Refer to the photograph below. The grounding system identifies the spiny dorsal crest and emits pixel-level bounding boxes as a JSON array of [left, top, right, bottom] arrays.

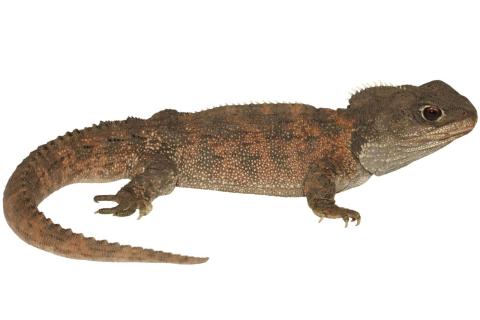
[[348, 82, 411, 109]]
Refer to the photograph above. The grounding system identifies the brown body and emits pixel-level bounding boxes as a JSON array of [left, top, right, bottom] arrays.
[[4, 81, 477, 263], [178, 103, 368, 195]]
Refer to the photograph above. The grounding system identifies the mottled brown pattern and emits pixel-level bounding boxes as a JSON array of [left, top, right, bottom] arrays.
[[176, 104, 359, 196], [4, 120, 205, 263], [3, 81, 477, 263]]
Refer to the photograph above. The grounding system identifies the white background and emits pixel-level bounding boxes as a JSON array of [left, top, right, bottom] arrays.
[[1, 1, 479, 319]]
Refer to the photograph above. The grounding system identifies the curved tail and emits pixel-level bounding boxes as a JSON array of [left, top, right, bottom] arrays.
[[3, 124, 208, 264]]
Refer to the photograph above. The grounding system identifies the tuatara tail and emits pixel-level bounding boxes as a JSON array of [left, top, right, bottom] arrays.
[[3, 123, 208, 264]]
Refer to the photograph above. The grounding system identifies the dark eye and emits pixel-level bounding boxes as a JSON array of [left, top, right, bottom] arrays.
[[421, 105, 444, 121]]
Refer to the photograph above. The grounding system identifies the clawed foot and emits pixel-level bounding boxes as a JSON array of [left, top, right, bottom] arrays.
[[315, 206, 361, 228], [94, 190, 153, 219]]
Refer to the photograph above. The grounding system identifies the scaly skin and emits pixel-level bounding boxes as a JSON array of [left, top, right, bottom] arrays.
[[3, 80, 477, 263]]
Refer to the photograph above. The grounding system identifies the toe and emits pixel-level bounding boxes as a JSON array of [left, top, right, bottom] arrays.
[[113, 204, 137, 217], [96, 206, 119, 214], [94, 195, 118, 203], [342, 215, 349, 228], [94, 191, 153, 218], [96, 201, 136, 217]]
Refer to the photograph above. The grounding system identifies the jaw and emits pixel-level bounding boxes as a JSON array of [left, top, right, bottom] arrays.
[[357, 121, 474, 176], [358, 139, 450, 176]]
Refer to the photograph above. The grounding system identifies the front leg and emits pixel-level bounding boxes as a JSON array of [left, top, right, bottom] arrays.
[[304, 160, 361, 227]]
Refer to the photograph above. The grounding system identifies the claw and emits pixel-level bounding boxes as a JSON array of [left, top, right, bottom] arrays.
[[349, 212, 361, 226], [138, 202, 153, 220]]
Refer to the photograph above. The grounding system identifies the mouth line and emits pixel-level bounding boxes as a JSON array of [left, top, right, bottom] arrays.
[[428, 131, 468, 141], [401, 125, 473, 146], [429, 120, 476, 140], [434, 127, 473, 139]]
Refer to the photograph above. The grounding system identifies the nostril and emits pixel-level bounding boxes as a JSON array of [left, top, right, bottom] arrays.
[[471, 108, 478, 125], [465, 107, 478, 121]]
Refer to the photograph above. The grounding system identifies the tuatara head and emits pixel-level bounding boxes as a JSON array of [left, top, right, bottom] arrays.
[[348, 80, 477, 175]]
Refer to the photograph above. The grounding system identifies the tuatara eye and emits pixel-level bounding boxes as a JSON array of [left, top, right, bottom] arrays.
[[421, 105, 444, 121]]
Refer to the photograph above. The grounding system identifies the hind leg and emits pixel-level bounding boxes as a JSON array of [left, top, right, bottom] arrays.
[[94, 158, 177, 219]]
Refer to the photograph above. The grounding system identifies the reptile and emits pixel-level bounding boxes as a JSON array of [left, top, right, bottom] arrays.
[[3, 80, 477, 264]]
